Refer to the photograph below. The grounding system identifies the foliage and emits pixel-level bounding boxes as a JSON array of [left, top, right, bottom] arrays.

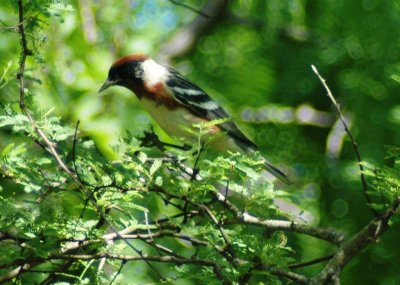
[[0, 0, 400, 284], [0, 106, 294, 284]]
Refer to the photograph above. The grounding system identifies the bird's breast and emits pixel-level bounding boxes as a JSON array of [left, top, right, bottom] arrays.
[[140, 97, 202, 140], [130, 83, 180, 110], [139, 97, 242, 152]]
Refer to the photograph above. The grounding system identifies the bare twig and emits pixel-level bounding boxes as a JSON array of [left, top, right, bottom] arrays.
[[4, 253, 228, 284], [0, 253, 228, 284], [158, 0, 228, 64], [67, 253, 228, 282], [201, 204, 232, 245], [109, 261, 125, 285], [268, 267, 309, 284], [166, 0, 227, 19], [214, 192, 345, 244], [240, 214, 344, 244], [289, 254, 334, 269], [311, 65, 378, 216]]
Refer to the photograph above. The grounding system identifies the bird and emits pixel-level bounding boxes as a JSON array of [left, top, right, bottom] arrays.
[[99, 54, 291, 184]]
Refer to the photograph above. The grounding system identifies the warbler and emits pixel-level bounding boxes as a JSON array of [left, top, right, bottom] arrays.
[[99, 54, 290, 184]]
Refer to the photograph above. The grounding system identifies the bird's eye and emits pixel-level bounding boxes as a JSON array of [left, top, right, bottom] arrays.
[[110, 74, 121, 83], [134, 67, 144, 79]]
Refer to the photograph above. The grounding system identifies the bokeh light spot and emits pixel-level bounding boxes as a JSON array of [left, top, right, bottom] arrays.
[[331, 199, 349, 218]]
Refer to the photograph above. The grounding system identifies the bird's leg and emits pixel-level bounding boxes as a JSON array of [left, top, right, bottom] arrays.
[[191, 247, 200, 259], [191, 143, 206, 181], [138, 127, 165, 151], [224, 179, 230, 202], [138, 126, 191, 151], [182, 197, 189, 224]]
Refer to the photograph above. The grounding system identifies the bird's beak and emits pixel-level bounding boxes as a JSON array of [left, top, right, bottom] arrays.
[[98, 78, 117, 93]]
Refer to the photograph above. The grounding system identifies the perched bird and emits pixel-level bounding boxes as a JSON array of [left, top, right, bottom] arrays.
[[99, 54, 291, 184]]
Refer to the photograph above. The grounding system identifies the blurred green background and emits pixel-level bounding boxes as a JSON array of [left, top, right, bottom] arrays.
[[1, 0, 400, 284]]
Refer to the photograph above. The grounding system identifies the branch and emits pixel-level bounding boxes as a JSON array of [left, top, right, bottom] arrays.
[[167, 0, 227, 19], [268, 267, 309, 284], [61, 253, 227, 282], [16, 0, 77, 183], [288, 254, 334, 269], [241, 214, 344, 244], [1, 253, 228, 285], [311, 65, 378, 216], [214, 192, 345, 244], [310, 197, 400, 284], [158, 0, 228, 64], [239, 259, 309, 284], [0, 263, 34, 283], [154, 188, 343, 249]]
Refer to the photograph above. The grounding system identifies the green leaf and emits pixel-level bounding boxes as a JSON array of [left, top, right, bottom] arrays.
[[0, 114, 30, 128], [0, 60, 13, 89], [149, 159, 162, 176], [154, 176, 163, 186], [36, 157, 52, 165], [138, 152, 147, 164], [391, 74, 400, 83], [1, 143, 15, 157], [235, 163, 261, 180]]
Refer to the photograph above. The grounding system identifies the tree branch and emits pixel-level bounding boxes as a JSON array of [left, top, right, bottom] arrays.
[[158, 0, 228, 64], [289, 254, 334, 269], [311, 65, 378, 216], [268, 267, 310, 284], [166, 0, 227, 19], [0, 253, 229, 285], [214, 192, 345, 244], [310, 197, 400, 284], [16, 0, 77, 183]]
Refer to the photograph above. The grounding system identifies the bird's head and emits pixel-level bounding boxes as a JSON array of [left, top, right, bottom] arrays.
[[98, 54, 150, 93]]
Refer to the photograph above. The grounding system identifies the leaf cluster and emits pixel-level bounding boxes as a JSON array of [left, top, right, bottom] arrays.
[[0, 105, 295, 284]]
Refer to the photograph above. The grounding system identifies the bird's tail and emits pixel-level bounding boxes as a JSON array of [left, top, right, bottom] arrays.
[[262, 159, 292, 185], [228, 139, 292, 184], [241, 145, 291, 184]]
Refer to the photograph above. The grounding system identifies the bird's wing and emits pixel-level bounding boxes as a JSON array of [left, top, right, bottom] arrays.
[[165, 68, 257, 150]]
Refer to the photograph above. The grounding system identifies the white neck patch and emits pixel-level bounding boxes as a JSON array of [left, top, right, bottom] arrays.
[[141, 59, 168, 87]]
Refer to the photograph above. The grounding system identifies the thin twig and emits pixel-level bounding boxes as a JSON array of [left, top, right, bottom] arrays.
[[109, 261, 125, 285], [289, 254, 334, 269], [0, 253, 229, 284], [311, 65, 378, 217], [201, 204, 232, 246], [88, 196, 167, 281], [159, 0, 228, 63], [267, 267, 309, 284], [166, 0, 227, 19]]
